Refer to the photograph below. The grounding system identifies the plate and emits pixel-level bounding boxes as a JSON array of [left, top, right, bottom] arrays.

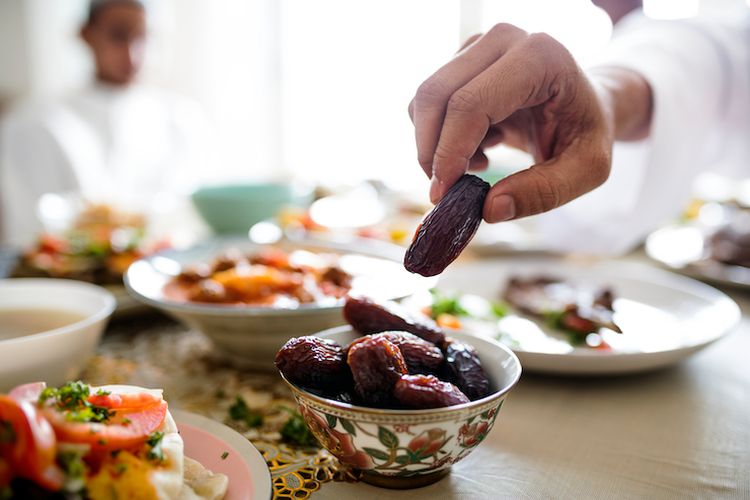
[[173, 410, 272, 500], [645, 224, 750, 289], [432, 257, 740, 375]]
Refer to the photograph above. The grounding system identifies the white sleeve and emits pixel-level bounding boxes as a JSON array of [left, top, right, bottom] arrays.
[[0, 110, 80, 247], [533, 14, 750, 255]]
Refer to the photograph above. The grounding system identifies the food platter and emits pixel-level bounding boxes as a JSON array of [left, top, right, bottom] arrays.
[[425, 257, 740, 375]]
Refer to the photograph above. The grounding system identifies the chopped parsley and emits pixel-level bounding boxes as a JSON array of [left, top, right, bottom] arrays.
[[38, 381, 115, 424], [0, 420, 16, 444], [429, 288, 468, 318], [279, 408, 318, 447], [228, 396, 263, 428], [113, 463, 128, 475], [221, 451, 229, 460], [146, 431, 165, 462], [121, 417, 132, 426], [57, 448, 87, 493]]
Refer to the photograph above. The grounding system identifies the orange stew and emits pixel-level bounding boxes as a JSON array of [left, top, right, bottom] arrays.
[[165, 248, 353, 306]]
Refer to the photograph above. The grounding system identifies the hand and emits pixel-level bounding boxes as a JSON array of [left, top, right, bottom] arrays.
[[408, 24, 616, 222]]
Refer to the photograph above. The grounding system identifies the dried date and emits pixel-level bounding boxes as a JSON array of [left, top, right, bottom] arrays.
[[404, 174, 489, 277], [343, 296, 445, 345], [444, 340, 491, 401], [370, 332, 444, 375], [275, 336, 348, 391], [394, 374, 469, 409], [347, 336, 408, 407]]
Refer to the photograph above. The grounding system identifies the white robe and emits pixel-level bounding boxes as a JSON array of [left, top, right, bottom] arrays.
[[535, 11, 750, 254], [0, 83, 208, 246]]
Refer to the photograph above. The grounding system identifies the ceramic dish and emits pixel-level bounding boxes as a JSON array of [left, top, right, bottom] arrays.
[[645, 224, 750, 289], [125, 236, 435, 369], [0, 278, 115, 391], [173, 410, 272, 500], [428, 257, 740, 375], [281, 327, 521, 490]]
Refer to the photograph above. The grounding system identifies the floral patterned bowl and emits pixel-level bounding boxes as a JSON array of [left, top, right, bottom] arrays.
[[280, 326, 522, 489]]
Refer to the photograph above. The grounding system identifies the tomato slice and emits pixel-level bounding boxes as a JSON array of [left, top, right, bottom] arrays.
[[86, 391, 162, 410], [43, 399, 167, 452], [0, 396, 64, 491]]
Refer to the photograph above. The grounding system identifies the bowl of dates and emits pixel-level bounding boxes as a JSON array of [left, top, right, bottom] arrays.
[[274, 303, 521, 489]]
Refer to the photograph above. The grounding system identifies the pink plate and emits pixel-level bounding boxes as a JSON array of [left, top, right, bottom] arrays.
[[174, 410, 272, 500]]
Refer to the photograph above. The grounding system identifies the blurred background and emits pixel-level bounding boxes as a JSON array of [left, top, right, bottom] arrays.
[[1, 0, 743, 188]]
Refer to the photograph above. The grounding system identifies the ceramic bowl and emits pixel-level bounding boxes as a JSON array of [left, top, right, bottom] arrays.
[[191, 182, 313, 234], [124, 236, 434, 370], [281, 326, 522, 489], [0, 278, 116, 391]]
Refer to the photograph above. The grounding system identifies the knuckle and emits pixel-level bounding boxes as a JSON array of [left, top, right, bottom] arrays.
[[590, 154, 612, 187], [487, 22, 525, 39], [447, 88, 481, 114], [415, 78, 451, 108]]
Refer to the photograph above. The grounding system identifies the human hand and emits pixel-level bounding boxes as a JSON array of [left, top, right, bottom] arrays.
[[408, 24, 616, 222]]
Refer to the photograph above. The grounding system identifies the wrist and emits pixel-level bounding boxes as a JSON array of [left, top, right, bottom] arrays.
[[588, 66, 653, 141]]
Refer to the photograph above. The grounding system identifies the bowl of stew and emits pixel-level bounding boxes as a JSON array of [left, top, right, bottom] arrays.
[[124, 236, 434, 369]]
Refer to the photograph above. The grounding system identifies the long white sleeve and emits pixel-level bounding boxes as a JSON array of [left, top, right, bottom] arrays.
[[534, 13, 750, 255]]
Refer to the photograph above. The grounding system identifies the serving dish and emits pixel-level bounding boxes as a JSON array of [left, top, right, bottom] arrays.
[[427, 257, 740, 375], [281, 326, 521, 489], [174, 410, 273, 500], [0, 278, 115, 391], [125, 236, 434, 369]]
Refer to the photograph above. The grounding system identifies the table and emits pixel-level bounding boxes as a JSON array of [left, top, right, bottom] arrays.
[[6, 247, 747, 499]]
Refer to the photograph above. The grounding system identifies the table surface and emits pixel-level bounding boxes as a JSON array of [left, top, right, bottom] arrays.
[[3, 249, 749, 499]]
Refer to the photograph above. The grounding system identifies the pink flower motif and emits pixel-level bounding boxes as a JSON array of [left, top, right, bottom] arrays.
[[458, 420, 489, 448], [407, 429, 446, 458], [298, 405, 375, 469]]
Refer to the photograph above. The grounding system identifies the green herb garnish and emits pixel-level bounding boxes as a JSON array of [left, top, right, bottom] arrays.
[[57, 448, 87, 493], [228, 396, 263, 428], [146, 431, 165, 462], [113, 463, 128, 475], [279, 408, 318, 447], [429, 289, 468, 319], [39, 381, 115, 424], [0, 420, 16, 444], [221, 451, 229, 460]]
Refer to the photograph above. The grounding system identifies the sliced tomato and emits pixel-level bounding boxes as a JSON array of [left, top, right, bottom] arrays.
[[0, 396, 64, 491], [86, 390, 162, 411], [43, 399, 167, 451]]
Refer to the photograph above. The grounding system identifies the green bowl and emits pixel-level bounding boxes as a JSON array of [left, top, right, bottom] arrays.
[[191, 183, 313, 234]]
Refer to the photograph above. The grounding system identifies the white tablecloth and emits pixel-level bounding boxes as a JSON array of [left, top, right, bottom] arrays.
[[320, 289, 750, 499]]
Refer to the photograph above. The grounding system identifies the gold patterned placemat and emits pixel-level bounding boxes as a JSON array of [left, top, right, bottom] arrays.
[[80, 315, 357, 499]]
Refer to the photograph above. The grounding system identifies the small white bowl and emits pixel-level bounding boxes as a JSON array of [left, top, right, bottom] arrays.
[[281, 326, 522, 489], [124, 237, 435, 370], [0, 278, 115, 391]]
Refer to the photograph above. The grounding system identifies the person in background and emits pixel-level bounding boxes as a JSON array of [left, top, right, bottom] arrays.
[[409, 4, 749, 254], [0, 0, 209, 246]]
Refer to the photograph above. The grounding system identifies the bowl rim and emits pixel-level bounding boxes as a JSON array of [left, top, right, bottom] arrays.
[[0, 278, 116, 347], [280, 325, 522, 416], [124, 235, 435, 317]]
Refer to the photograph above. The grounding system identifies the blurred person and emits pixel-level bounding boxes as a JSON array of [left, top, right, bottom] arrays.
[[409, 6, 750, 254], [0, 0, 209, 246]]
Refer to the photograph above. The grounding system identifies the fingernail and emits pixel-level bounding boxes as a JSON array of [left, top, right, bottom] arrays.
[[429, 176, 442, 203], [487, 194, 516, 222]]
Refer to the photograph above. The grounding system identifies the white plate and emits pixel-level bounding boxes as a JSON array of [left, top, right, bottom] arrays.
[[645, 224, 750, 289], [173, 410, 272, 500], [433, 257, 740, 375]]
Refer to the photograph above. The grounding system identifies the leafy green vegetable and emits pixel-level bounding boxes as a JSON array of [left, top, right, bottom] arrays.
[[0, 420, 16, 444], [39, 381, 115, 424], [279, 408, 318, 447], [490, 300, 509, 318], [429, 289, 468, 318], [228, 396, 263, 428], [146, 431, 165, 462], [57, 448, 87, 493]]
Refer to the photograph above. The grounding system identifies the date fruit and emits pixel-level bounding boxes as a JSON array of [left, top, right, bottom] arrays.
[[275, 336, 347, 391], [394, 374, 469, 409], [444, 340, 491, 401], [343, 296, 445, 345], [404, 174, 490, 277], [370, 332, 444, 375], [347, 336, 408, 407]]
